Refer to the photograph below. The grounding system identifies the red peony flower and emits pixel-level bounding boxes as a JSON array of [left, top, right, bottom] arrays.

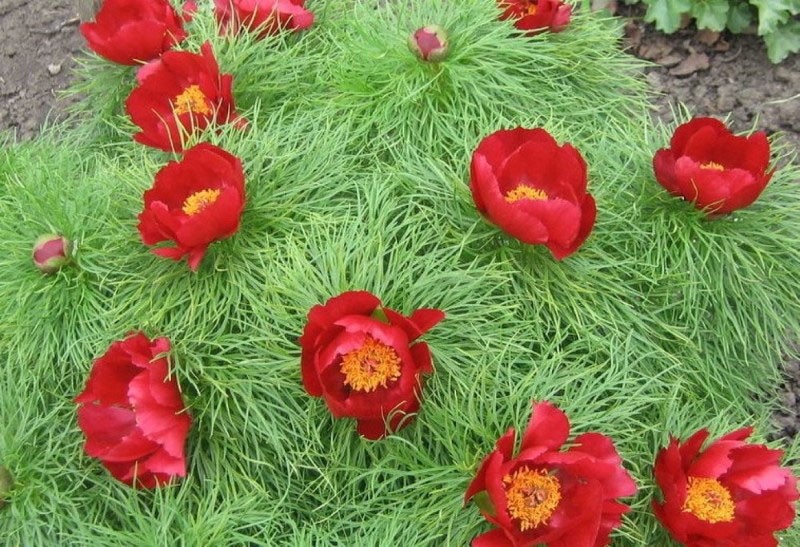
[[125, 42, 245, 152], [80, 0, 191, 65], [75, 332, 191, 488], [299, 290, 445, 440], [137, 143, 245, 271], [652, 117, 774, 215], [498, 0, 572, 34], [470, 127, 596, 260], [465, 401, 637, 547], [652, 427, 799, 546], [214, 0, 314, 38]]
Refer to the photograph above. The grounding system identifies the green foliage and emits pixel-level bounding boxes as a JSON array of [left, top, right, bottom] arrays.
[[1, 0, 799, 545], [626, 0, 800, 62]]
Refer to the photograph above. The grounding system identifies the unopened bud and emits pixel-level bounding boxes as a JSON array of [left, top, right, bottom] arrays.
[[32, 234, 71, 274], [408, 25, 449, 63]]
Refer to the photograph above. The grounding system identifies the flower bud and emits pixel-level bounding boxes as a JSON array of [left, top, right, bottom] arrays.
[[408, 25, 449, 63], [0, 465, 12, 509], [32, 234, 71, 274]]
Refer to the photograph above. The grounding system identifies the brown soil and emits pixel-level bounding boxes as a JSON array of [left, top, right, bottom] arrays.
[[1, 1, 798, 436], [0, 0, 84, 138]]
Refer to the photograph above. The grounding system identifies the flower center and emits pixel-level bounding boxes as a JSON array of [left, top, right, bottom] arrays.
[[505, 185, 549, 203], [340, 336, 402, 392], [682, 477, 735, 524], [182, 189, 221, 216], [525, 0, 539, 15], [503, 467, 561, 531], [700, 161, 725, 171], [173, 85, 212, 116]]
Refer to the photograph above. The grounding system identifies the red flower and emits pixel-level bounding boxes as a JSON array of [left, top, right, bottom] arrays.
[[498, 0, 572, 34], [137, 143, 245, 271], [465, 401, 637, 547], [299, 291, 444, 440], [652, 117, 774, 215], [214, 0, 314, 38], [80, 0, 190, 65], [470, 128, 596, 260], [652, 427, 799, 546], [75, 332, 191, 488], [125, 42, 245, 152]]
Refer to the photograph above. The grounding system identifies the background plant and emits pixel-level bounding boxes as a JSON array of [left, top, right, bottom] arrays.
[[618, 0, 800, 62]]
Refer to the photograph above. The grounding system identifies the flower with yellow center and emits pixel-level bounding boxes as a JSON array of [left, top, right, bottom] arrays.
[[173, 85, 212, 116], [682, 476, 735, 524], [503, 467, 562, 531], [505, 185, 549, 203], [182, 189, 221, 216], [340, 336, 402, 392], [700, 161, 725, 171]]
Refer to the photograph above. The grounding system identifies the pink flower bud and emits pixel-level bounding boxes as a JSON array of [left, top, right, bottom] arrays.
[[408, 25, 449, 63], [32, 234, 71, 274], [0, 465, 12, 510]]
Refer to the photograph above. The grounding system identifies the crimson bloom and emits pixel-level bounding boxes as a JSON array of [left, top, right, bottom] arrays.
[[465, 401, 637, 547], [75, 332, 191, 488], [653, 427, 798, 546], [125, 42, 245, 152], [214, 0, 314, 38], [498, 0, 572, 34], [299, 291, 444, 440], [653, 117, 774, 215], [80, 0, 191, 65], [138, 143, 245, 271], [470, 128, 596, 260]]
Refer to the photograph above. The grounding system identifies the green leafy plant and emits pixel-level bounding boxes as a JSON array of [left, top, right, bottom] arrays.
[[624, 0, 800, 62]]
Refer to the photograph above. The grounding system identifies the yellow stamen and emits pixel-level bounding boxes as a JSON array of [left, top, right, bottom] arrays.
[[505, 185, 548, 203], [182, 189, 221, 216], [503, 467, 561, 531], [526, 3, 538, 16], [173, 85, 212, 116], [700, 161, 725, 171], [340, 336, 402, 392], [682, 477, 735, 524]]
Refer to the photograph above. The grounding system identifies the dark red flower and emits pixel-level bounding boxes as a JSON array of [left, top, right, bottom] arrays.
[[125, 42, 245, 152], [470, 128, 596, 260], [32, 234, 71, 274], [137, 143, 245, 271], [75, 332, 191, 488], [408, 25, 449, 62], [465, 401, 637, 547], [299, 290, 444, 440], [652, 427, 799, 546], [498, 0, 572, 34], [80, 0, 190, 65], [214, 0, 314, 38], [652, 117, 774, 215]]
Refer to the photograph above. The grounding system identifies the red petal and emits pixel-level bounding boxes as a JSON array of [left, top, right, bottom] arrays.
[[471, 528, 513, 547], [520, 401, 569, 451], [670, 118, 727, 155]]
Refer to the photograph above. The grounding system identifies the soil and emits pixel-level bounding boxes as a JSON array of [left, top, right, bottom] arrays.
[[0, 0, 84, 138], [1, 1, 799, 437]]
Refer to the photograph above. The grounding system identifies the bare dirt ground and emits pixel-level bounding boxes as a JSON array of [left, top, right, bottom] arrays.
[[1, 0, 799, 437], [0, 0, 84, 138]]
